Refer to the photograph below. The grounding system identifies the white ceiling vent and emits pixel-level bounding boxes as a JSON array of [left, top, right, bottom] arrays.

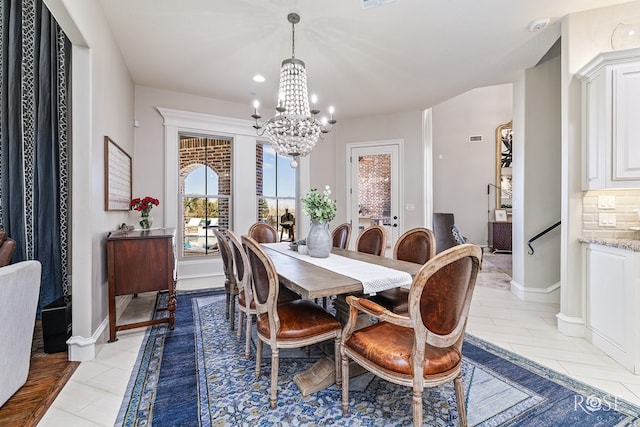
[[362, 0, 396, 9], [469, 135, 483, 143]]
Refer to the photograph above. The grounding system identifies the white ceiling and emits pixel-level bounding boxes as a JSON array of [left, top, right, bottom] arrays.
[[98, 0, 631, 119]]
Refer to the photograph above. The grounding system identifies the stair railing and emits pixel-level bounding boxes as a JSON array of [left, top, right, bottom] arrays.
[[527, 221, 561, 255]]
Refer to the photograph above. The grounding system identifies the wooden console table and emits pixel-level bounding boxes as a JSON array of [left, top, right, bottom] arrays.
[[488, 221, 512, 253], [107, 228, 176, 342]]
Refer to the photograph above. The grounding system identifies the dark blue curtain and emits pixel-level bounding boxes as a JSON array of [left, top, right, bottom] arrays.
[[0, 0, 71, 314]]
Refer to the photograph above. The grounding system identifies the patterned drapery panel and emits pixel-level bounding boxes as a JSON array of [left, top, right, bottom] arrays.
[[0, 0, 71, 313]]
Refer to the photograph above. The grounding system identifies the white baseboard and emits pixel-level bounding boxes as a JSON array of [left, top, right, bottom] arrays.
[[510, 280, 560, 304], [67, 294, 132, 361], [556, 313, 585, 337], [67, 316, 108, 361]]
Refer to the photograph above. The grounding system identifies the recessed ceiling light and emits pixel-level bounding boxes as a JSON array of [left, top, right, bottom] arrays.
[[253, 74, 265, 83]]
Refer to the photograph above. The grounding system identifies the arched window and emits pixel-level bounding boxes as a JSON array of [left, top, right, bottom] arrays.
[[180, 136, 232, 257]]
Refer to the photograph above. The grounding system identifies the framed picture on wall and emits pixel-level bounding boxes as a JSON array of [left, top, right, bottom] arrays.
[[104, 136, 132, 211], [495, 209, 507, 222]]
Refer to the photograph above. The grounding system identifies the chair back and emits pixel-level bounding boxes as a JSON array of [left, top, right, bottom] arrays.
[[432, 212, 458, 254], [393, 227, 436, 264], [213, 230, 235, 291], [226, 230, 251, 300], [242, 235, 280, 323], [0, 230, 16, 267], [408, 243, 481, 352], [248, 222, 278, 243], [355, 225, 386, 256], [280, 211, 294, 224], [332, 223, 352, 249]]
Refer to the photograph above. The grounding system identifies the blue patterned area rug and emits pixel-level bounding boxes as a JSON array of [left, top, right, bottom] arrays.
[[116, 290, 640, 426]]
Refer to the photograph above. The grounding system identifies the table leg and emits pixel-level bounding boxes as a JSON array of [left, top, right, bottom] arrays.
[[292, 294, 372, 396]]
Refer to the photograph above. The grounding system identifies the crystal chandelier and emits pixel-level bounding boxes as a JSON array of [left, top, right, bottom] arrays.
[[251, 13, 336, 168]]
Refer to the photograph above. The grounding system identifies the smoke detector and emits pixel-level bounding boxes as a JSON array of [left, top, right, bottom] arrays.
[[528, 18, 550, 32]]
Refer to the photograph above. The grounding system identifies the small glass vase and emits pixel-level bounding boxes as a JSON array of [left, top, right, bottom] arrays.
[[307, 221, 332, 258], [139, 214, 153, 230]]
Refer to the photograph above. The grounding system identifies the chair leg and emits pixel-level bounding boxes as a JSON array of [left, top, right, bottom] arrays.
[[454, 373, 467, 427], [341, 349, 349, 415], [270, 348, 279, 408], [244, 312, 252, 359], [236, 308, 243, 342], [255, 339, 263, 378], [412, 388, 423, 427], [334, 334, 341, 386], [225, 289, 230, 320], [230, 294, 236, 330]]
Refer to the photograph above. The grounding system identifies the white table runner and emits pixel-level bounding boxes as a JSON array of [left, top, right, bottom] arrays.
[[263, 242, 412, 294]]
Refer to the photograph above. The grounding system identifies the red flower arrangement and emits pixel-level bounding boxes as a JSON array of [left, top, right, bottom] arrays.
[[130, 196, 160, 216]]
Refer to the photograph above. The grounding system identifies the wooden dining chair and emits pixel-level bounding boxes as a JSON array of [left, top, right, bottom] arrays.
[[341, 244, 482, 427], [242, 235, 342, 408], [248, 222, 278, 243], [226, 230, 300, 358], [226, 230, 255, 358], [331, 223, 352, 249], [369, 228, 436, 314], [355, 225, 387, 256], [213, 229, 238, 330]]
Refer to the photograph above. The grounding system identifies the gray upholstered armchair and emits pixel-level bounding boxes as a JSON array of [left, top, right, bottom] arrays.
[[0, 260, 41, 407]]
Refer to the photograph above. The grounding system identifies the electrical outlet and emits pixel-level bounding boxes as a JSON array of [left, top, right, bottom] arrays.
[[598, 213, 617, 227], [597, 195, 616, 209]]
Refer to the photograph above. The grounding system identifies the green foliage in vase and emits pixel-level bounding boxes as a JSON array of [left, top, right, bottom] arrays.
[[301, 186, 337, 223]]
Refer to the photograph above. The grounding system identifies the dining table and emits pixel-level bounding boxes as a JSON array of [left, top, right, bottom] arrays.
[[261, 242, 423, 395]]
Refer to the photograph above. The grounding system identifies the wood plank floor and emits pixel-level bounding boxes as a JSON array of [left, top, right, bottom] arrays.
[[0, 321, 78, 427]]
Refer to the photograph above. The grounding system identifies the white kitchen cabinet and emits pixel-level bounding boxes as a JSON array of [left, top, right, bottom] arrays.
[[583, 243, 640, 373], [578, 47, 640, 190]]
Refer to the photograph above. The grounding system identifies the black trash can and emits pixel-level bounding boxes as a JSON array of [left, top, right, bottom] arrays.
[[41, 295, 72, 353]]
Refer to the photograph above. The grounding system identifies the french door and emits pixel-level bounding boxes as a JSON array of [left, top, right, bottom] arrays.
[[347, 141, 401, 252]]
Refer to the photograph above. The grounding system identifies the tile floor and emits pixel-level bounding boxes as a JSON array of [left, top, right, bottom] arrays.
[[38, 271, 640, 426]]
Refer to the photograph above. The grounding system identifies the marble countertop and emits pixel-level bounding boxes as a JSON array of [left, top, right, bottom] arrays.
[[579, 237, 640, 252]]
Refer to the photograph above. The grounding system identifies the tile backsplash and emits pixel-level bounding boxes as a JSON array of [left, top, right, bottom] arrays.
[[583, 189, 640, 239]]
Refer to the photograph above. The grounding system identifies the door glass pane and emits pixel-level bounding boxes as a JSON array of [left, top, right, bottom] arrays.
[[357, 154, 391, 233]]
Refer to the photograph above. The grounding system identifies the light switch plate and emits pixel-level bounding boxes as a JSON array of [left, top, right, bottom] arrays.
[[597, 195, 616, 209], [598, 213, 617, 227]]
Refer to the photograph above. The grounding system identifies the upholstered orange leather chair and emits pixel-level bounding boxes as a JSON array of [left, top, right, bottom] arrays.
[[248, 222, 278, 243], [213, 230, 238, 330], [341, 244, 482, 427], [331, 223, 352, 249], [369, 228, 436, 314], [0, 230, 16, 267], [226, 230, 300, 358], [243, 235, 342, 408], [355, 225, 386, 256]]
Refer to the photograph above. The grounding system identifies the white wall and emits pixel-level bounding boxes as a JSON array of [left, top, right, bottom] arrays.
[[44, 0, 135, 360], [512, 45, 562, 300], [332, 110, 426, 236], [432, 84, 513, 246]]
